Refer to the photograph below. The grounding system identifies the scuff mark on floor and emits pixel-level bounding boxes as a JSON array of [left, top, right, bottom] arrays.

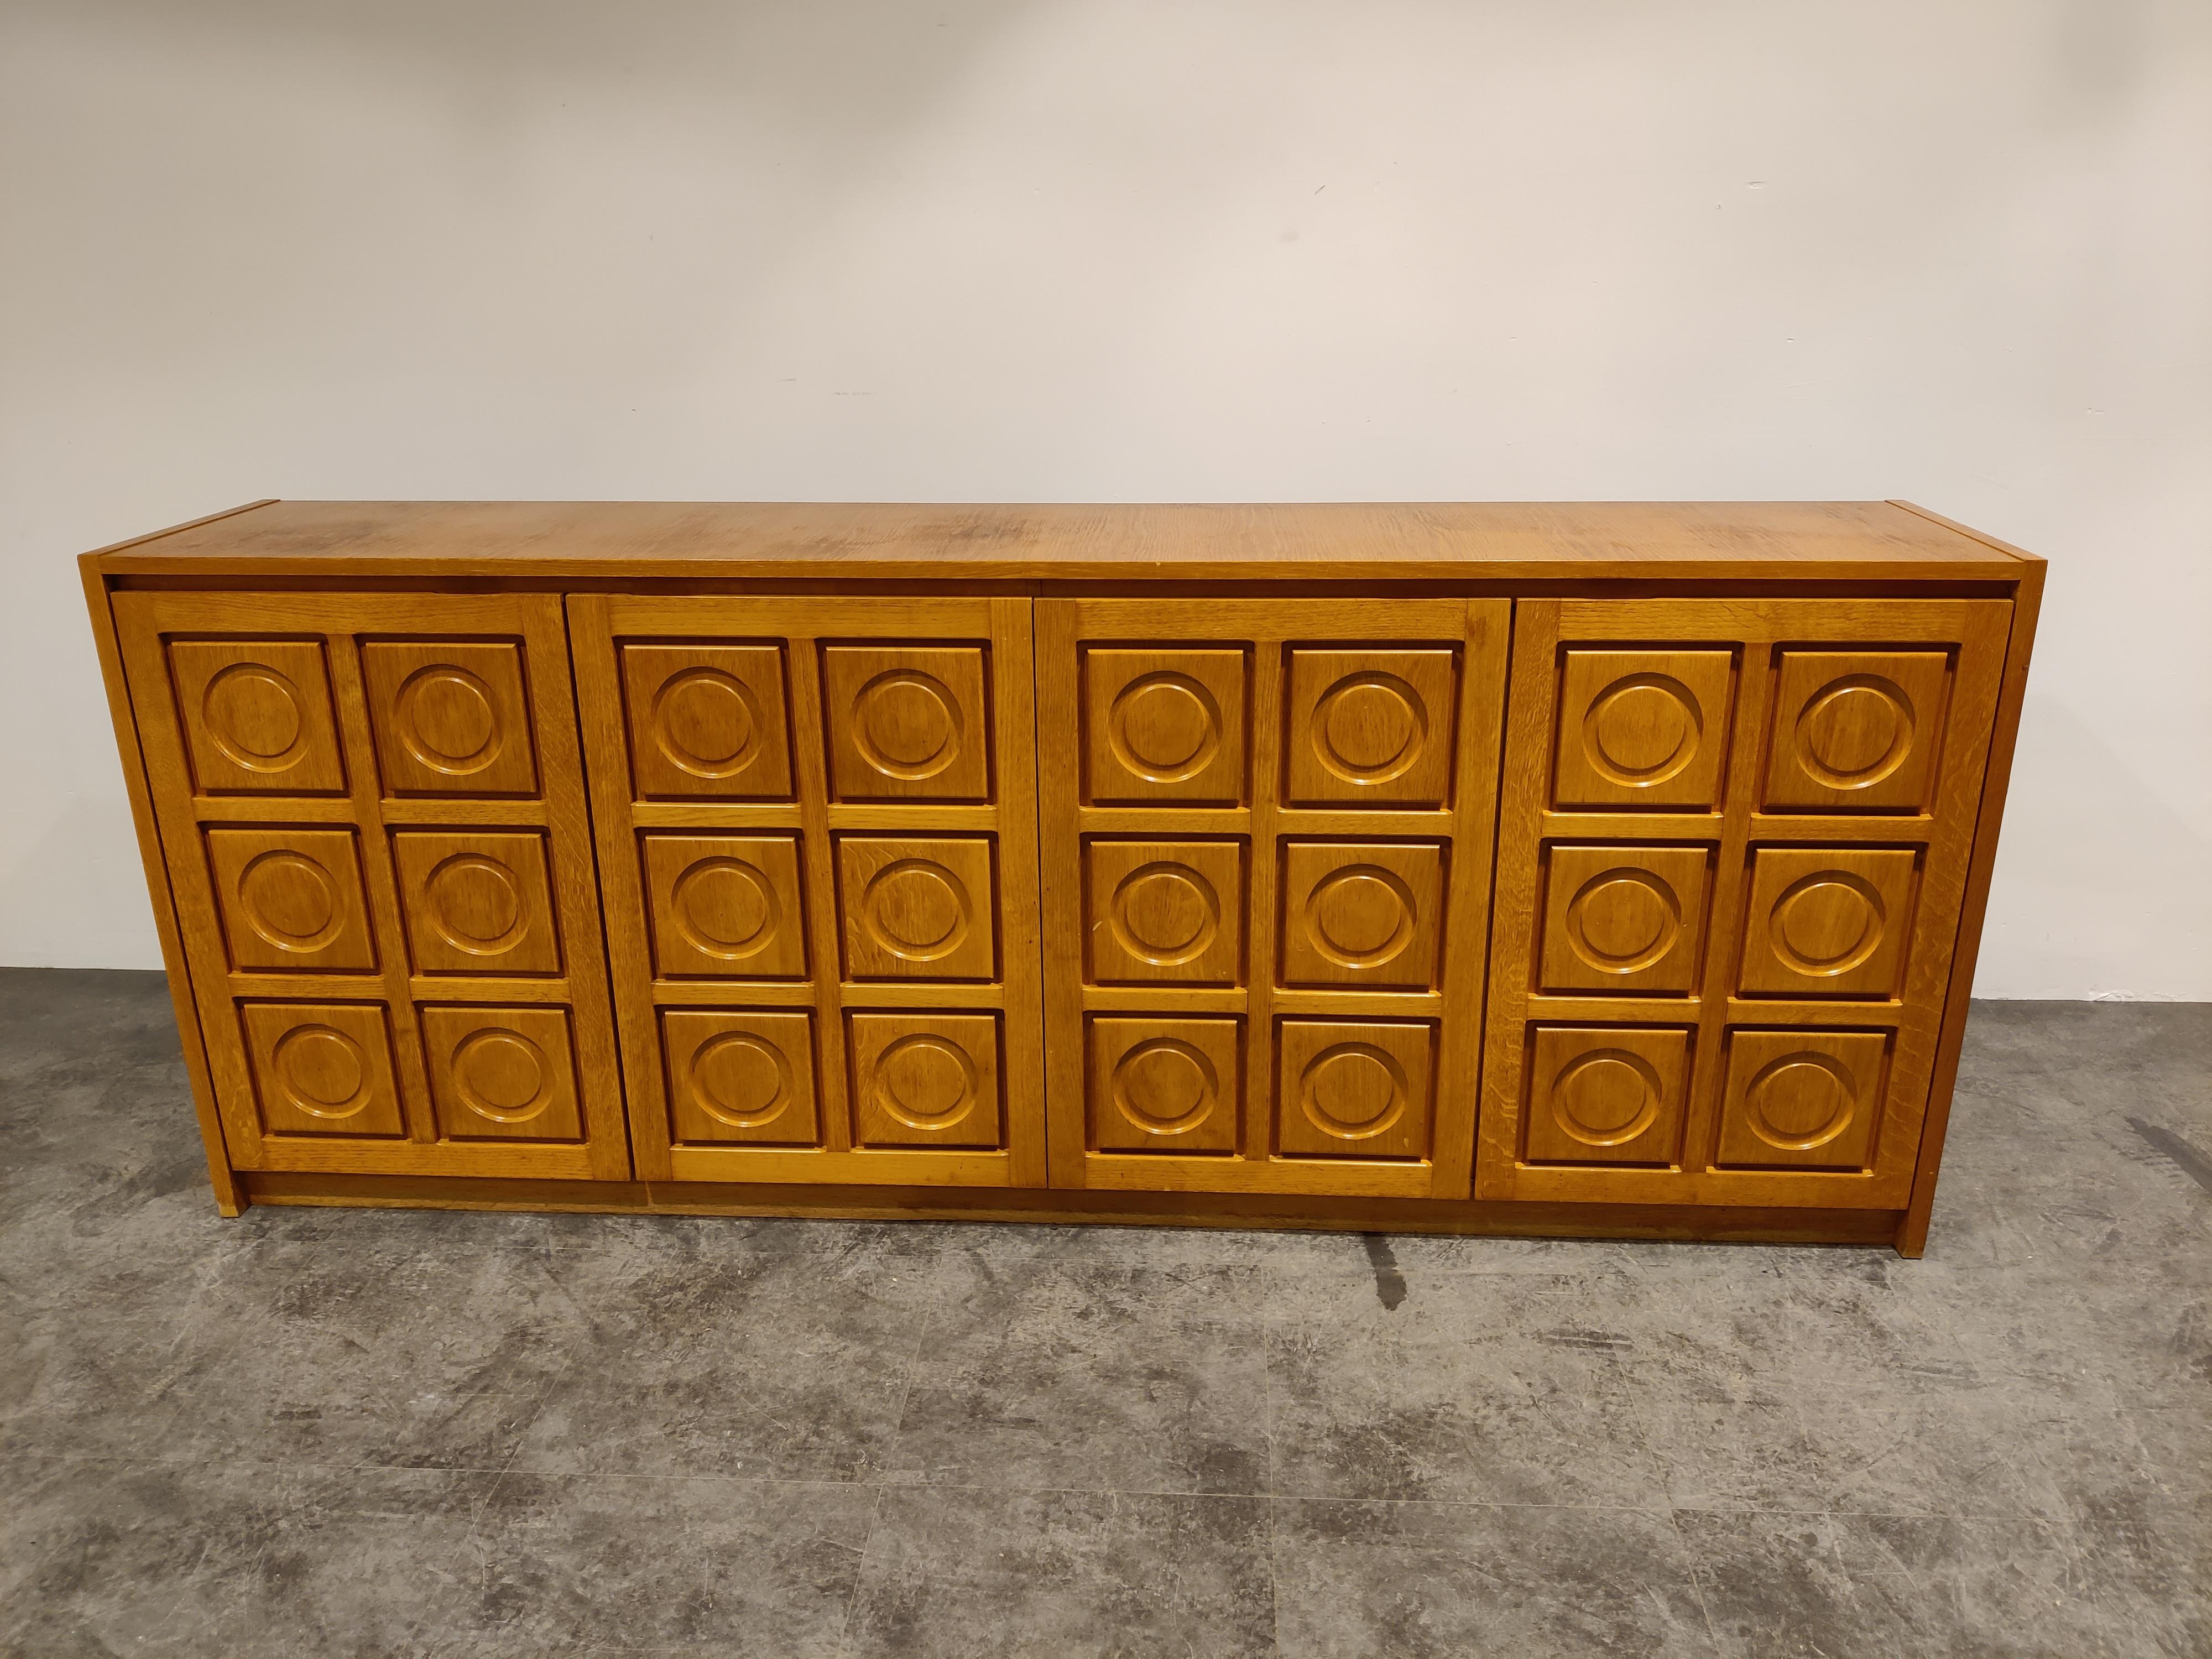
[[2126, 1118, 2212, 1194]]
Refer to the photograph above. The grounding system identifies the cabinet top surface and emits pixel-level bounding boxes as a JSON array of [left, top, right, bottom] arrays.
[[89, 499, 2036, 582]]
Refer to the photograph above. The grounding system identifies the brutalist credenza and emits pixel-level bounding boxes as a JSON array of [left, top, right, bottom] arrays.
[[81, 500, 2042, 1255]]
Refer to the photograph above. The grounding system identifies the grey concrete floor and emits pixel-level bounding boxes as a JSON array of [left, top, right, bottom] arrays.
[[1, 969, 2205, 1658]]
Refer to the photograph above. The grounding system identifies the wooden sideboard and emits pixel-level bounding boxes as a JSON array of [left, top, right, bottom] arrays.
[[81, 501, 2042, 1254]]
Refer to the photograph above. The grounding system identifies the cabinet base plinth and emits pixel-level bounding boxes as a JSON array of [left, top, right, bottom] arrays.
[[237, 1171, 1906, 1249]]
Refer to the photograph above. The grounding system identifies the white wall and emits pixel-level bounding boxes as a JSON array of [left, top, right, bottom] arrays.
[[3, 0, 2206, 997]]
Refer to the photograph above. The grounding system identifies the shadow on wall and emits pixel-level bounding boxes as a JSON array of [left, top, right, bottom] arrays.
[[1984, 691, 2212, 999]]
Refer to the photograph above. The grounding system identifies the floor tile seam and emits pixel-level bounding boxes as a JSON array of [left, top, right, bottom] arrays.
[[1657, 1505, 1731, 1656], [1666, 1501, 2085, 1524], [829, 1485, 888, 1659]]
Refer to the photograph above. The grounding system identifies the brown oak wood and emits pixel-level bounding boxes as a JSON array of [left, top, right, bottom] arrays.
[[82, 502, 2040, 1252], [1035, 597, 1511, 1201], [1475, 597, 2013, 1213], [567, 593, 1048, 1190]]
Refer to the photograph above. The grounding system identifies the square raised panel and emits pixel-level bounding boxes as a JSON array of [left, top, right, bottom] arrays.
[[361, 641, 539, 797], [1084, 646, 1248, 810], [1523, 1026, 1688, 1166], [420, 1006, 584, 1142], [206, 828, 377, 974], [169, 640, 347, 796], [644, 834, 808, 980], [620, 644, 794, 800], [1553, 649, 1734, 811], [1083, 839, 1244, 987], [392, 832, 560, 977], [1088, 1017, 1240, 1155], [1083, 648, 1246, 805], [1279, 841, 1444, 990], [1764, 651, 1952, 815], [661, 1010, 820, 1147], [1285, 648, 1458, 808], [241, 1003, 404, 1139], [821, 645, 991, 801], [1276, 1019, 1433, 1160], [848, 1012, 1001, 1149], [1716, 1029, 1888, 1171], [837, 837, 997, 981], [1740, 847, 1917, 998], [1538, 845, 1710, 996]]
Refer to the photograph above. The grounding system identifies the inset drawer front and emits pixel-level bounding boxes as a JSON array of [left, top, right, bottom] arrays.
[[169, 640, 347, 796], [362, 641, 539, 797], [1083, 648, 1247, 805], [1521, 1026, 1688, 1167], [821, 645, 992, 801], [1537, 845, 1710, 997], [1764, 651, 1951, 814], [621, 644, 794, 800], [662, 1010, 821, 1147], [242, 1002, 405, 1139], [1715, 1029, 1890, 1171], [1553, 649, 1735, 811], [207, 828, 377, 973], [1088, 1017, 1241, 1155], [848, 1012, 1002, 1149], [644, 834, 808, 980], [1084, 839, 1245, 987], [420, 1006, 584, 1142], [393, 831, 561, 977], [1275, 1019, 1434, 1161], [1279, 841, 1444, 991], [837, 836, 997, 981], [1739, 847, 1917, 998], [1285, 649, 1458, 807]]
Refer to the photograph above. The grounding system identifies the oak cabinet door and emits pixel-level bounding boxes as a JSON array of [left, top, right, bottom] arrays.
[[570, 596, 1045, 1188], [113, 591, 628, 1180], [1476, 598, 2012, 1209], [1035, 599, 1511, 1198]]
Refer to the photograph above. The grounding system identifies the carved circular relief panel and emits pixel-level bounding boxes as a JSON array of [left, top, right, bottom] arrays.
[[1109, 863, 1220, 967], [450, 1027, 555, 1125], [1110, 1038, 1219, 1136], [872, 1034, 979, 1131], [1312, 672, 1427, 785], [1564, 869, 1681, 975], [202, 662, 309, 773], [690, 1031, 795, 1130], [1107, 672, 1222, 782], [853, 670, 962, 782], [652, 667, 763, 780], [1304, 865, 1415, 971], [424, 853, 526, 957], [1299, 1042, 1407, 1141], [1582, 674, 1702, 787], [1796, 675, 1913, 790], [673, 857, 781, 961], [1549, 1049, 1662, 1147], [394, 664, 503, 776], [862, 860, 971, 962], [1744, 1051, 1856, 1150], [269, 1023, 372, 1120], [237, 849, 343, 954], [1770, 872, 1885, 977]]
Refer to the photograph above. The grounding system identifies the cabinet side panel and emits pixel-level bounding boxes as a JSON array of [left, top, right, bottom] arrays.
[[80, 560, 246, 1215], [1898, 565, 2043, 1255]]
